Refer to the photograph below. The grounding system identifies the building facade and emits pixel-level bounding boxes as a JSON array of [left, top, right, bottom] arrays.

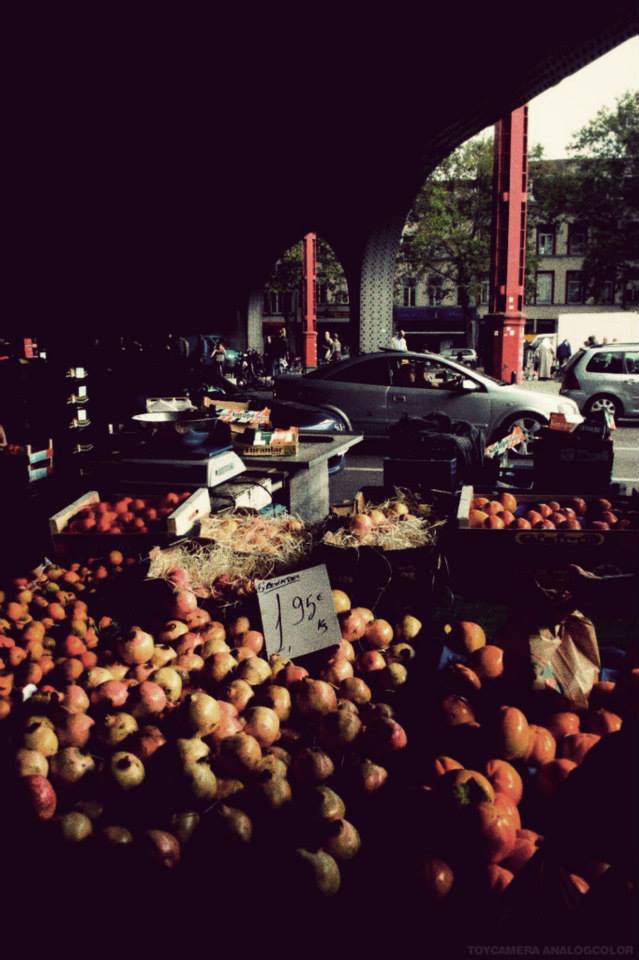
[[259, 161, 638, 358]]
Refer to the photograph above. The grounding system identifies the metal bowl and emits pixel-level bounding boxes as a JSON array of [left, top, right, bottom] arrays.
[[131, 411, 220, 446]]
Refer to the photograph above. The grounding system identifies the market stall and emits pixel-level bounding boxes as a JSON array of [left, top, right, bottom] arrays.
[[0, 401, 637, 954]]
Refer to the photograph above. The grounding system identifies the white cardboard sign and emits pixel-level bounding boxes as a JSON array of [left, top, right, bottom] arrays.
[[256, 564, 340, 659]]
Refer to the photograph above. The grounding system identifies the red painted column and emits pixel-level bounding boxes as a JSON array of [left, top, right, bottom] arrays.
[[485, 106, 529, 383], [302, 232, 317, 369]]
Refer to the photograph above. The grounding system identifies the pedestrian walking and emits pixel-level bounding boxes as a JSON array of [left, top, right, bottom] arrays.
[[213, 340, 226, 377], [272, 328, 289, 376], [557, 338, 572, 371], [322, 331, 334, 364], [536, 338, 554, 381], [263, 336, 275, 377], [390, 329, 408, 350]]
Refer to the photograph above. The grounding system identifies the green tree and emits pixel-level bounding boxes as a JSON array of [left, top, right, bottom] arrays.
[[396, 137, 492, 317], [266, 237, 347, 320], [396, 136, 543, 323], [531, 90, 639, 307]]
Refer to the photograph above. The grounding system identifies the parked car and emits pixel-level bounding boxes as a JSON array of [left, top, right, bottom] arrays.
[[441, 347, 478, 368], [559, 342, 639, 420], [275, 349, 582, 455]]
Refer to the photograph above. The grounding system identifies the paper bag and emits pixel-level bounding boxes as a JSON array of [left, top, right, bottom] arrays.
[[551, 611, 601, 708], [498, 608, 600, 709]]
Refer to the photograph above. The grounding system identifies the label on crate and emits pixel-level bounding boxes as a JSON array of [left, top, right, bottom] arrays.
[[514, 531, 605, 546], [256, 564, 340, 659]]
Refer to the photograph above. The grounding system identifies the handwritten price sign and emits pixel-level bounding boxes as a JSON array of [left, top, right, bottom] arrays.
[[256, 564, 341, 659]]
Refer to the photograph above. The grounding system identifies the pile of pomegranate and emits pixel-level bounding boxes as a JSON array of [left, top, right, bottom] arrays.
[[468, 492, 637, 531], [0, 563, 419, 895]]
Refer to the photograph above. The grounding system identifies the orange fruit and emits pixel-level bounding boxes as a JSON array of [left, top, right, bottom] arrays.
[[469, 509, 488, 528], [470, 645, 504, 679]]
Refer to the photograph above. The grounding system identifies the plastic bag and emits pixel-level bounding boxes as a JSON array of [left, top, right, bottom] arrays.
[[497, 580, 600, 708]]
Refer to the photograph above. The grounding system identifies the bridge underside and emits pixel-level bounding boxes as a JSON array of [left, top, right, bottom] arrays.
[[6, 6, 638, 346]]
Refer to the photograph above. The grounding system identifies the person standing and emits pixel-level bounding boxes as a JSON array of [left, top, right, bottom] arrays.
[[557, 338, 572, 369], [213, 340, 226, 377], [331, 332, 342, 361], [272, 328, 289, 376], [536, 337, 554, 381], [263, 336, 275, 377], [390, 329, 408, 350], [322, 331, 334, 364]]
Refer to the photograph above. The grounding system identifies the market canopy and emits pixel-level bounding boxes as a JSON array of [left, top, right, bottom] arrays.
[[6, 5, 638, 338]]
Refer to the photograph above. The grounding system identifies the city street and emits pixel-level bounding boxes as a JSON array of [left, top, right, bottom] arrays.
[[329, 379, 639, 503]]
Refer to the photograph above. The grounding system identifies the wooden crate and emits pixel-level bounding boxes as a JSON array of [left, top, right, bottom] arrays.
[[48, 488, 211, 557], [450, 485, 639, 587]]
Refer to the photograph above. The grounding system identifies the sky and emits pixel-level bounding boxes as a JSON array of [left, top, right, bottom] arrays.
[[480, 35, 638, 159]]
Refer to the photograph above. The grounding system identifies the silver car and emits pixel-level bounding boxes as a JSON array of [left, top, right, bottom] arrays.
[[275, 350, 581, 454], [441, 347, 478, 368], [560, 343, 639, 420]]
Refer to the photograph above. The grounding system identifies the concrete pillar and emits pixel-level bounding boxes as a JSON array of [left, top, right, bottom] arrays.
[[246, 290, 264, 353], [358, 217, 405, 354]]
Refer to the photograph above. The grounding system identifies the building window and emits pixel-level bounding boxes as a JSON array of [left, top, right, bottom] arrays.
[[537, 225, 555, 256], [537, 318, 557, 334], [427, 275, 444, 306], [535, 271, 554, 305], [566, 271, 584, 304], [568, 224, 587, 256], [597, 281, 614, 305], [316, 281, 328, 305], [334, 288, 349, 305], [479, 278, 490, 306], [403, 278, 416, 307], [263, 290, 283, 314]]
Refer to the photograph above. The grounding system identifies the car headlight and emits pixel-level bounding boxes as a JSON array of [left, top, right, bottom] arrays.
[[556, 399, 581, 417]]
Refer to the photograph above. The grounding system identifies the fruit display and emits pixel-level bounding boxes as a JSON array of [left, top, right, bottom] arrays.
[[464, 491, 638, 532], [147, 513, 312, 603], [0, 560, 420, 900], [0, 540, 636, 949], [322, 490, 444, 549], [59, 491, 193, 536]]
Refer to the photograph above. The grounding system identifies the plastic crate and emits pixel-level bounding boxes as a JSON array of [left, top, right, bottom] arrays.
[[0, 439, 54, 484]]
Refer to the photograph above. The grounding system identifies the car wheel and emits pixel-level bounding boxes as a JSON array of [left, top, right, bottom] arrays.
[[585, 395, 622, 419], [327, 454, 346, 475], [499, 413, 547, 458], [316, 404, 353, 432]]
